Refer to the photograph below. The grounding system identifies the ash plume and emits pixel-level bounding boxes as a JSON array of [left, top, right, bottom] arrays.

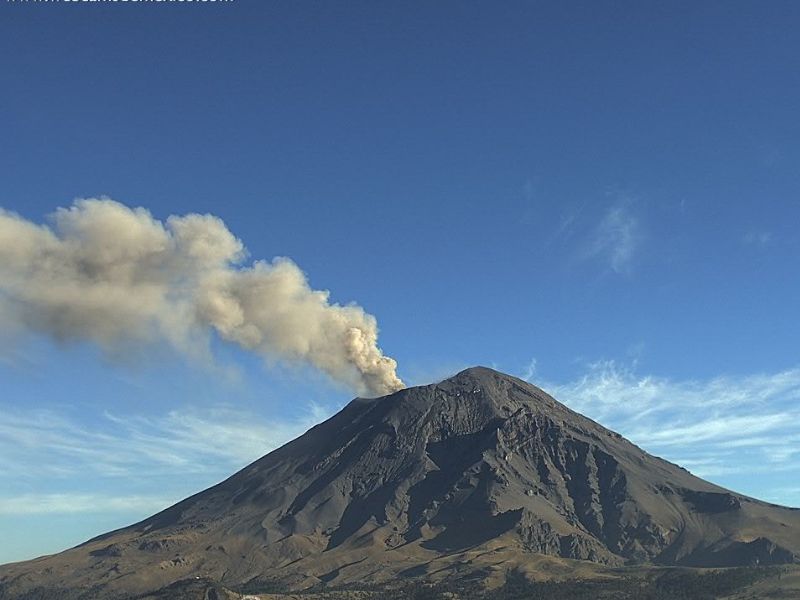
[[0, 199, 404, 396]]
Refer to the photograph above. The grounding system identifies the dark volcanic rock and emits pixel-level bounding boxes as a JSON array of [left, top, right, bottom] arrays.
[[1, 367, 798, 599], [681, 489, 743, 513]]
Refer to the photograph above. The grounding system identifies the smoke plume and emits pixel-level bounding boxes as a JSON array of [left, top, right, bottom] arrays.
[[0, 199, 404, 397]]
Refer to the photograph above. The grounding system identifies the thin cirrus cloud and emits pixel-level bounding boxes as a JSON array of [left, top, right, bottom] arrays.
[[539, 361, 800, 504], [0, 494, 176, 516], [0, 402, 332, 481], [584, 203, 643, 274], [0, 401, 335, 519], [2, 362, 800, 516], [742, 230, 774, 247]]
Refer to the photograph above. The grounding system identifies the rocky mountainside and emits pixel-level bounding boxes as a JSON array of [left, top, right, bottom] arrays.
[[1, 367, 798, 599]]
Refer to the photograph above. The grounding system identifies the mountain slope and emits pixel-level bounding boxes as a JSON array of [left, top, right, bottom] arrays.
[[1, 367, 798, 598]]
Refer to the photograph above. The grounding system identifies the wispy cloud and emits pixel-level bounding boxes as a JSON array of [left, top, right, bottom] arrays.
[[545, 209, 582, 247], [0, 401, 336, 519], [628, 413, 792, 447], [0, 493, 175, 516], [742, 230, 773, 247], [585, 203, 642, 274], [3, 362, 800, 519], [521, 358, 538, 382], [0, 402, 331, 481], [541, 361, 800, 490]]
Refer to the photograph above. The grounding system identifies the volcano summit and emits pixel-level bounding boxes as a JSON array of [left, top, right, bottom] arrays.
[[1, 367, 798, 598]]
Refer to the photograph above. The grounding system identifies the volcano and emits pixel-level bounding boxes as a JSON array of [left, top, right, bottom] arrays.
[[1, 367, 798, 598]]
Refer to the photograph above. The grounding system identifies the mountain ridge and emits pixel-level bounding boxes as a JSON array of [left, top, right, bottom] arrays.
[[1, 366, 798, 599]]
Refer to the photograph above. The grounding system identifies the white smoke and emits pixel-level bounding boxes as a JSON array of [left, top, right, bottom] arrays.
[[0, 199, 404, 397]]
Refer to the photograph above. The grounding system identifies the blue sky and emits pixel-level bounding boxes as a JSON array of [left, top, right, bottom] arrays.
[[1, 1, 799, 564]]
